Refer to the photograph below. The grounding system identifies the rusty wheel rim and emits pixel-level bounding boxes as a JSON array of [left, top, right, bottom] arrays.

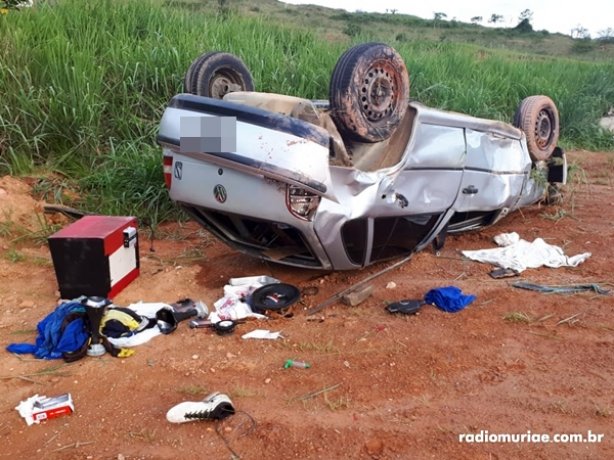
[[535, 109, 554, 149], [360, 61, 399, 122], [209, 71, 242, 99]]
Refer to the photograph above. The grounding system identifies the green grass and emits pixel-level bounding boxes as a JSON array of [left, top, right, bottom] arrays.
[[1, 0, 613, 226]]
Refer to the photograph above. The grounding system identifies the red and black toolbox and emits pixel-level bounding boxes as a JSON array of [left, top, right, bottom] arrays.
[[48, 216, 139, 300]]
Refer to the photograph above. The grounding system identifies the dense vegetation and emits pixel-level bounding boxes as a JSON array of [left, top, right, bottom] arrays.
[[1, 0, 613, 225]]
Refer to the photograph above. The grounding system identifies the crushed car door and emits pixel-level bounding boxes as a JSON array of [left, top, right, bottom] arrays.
[[454, 128, 529, 215]]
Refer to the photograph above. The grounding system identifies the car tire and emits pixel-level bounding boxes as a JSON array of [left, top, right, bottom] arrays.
[[329, 43, 410, 143], [513, 95, 559, 161], [183, 51, 254, 98], [184, 51, 216, 94]]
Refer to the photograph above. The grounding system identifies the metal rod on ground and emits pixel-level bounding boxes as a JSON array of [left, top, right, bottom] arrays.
[[305, 253, 414, 316], [43, 204, 88, 220]]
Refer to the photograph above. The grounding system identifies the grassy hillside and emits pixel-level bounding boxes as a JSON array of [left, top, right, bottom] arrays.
[[0, 0, 613, 224], [186, 0, 614, 61]]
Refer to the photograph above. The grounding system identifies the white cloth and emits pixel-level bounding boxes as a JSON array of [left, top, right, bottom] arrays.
[[462, 233, 591, 273]]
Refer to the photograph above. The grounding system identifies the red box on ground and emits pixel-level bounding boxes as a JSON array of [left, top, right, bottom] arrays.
[[47, 216, 139, 300], [28, 394, 75, 424]]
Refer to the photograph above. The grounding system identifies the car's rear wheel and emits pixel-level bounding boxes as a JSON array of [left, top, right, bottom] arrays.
[[329, 43, 410, 143], [513, 95, 559, 161], [183, 51, 254, 98]]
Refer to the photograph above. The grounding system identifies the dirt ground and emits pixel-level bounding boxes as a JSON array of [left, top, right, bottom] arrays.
[[0, 150, 613, 460]]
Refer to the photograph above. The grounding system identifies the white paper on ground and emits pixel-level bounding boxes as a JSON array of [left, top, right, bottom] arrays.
[[241, 329, 283, 340], [462, 234, 591, 273]]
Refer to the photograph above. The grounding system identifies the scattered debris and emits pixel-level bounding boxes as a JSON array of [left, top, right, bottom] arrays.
[[512, 281, 610, 295], [386, 299, 424, 315], [386, 286, 476, 315], [342, 284, 374, 306], [241, 330, 283, 340], [250, 283, 300, 314], [489, 267, 519, 279], [6, 300, 90, 360], [284, 359, 311, 369], [16, 393, 74, 426], [229, 275, 280, 286], [6, 297, 209, 361], [424, 286, 476, 313], [306, 253, 415, 316], [209, 276, 280, 322], [214, 320, 237, 336], [557, 313, 582, 326]]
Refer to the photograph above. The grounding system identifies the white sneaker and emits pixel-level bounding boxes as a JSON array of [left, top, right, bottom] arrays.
[[166, 392, 235, 423]]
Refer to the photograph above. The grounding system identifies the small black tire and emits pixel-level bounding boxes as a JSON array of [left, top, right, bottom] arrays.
[[183, 51, 254, 98], [513, 95, 559, 161], [329, 43, 410, 143]]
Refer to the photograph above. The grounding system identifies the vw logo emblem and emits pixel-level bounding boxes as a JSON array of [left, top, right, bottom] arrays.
[[213, 184, 227, 203]]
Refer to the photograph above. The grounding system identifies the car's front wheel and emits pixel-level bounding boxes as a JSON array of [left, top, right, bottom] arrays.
[[184, 51, 254, 98], [513, 95, 559, 161]]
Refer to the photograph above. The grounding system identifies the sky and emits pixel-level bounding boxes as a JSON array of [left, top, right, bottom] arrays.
[[281, 0, 613, 37]]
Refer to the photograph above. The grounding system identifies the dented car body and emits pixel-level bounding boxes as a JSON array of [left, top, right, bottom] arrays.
[[157, 90, 566, 271]]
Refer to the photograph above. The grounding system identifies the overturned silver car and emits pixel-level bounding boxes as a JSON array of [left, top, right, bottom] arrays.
[[157, 43, 566, 270]]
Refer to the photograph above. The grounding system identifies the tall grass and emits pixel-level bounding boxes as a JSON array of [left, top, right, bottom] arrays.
[[0, 0, 337, 173], [397, 41, 614, 150], [1, 0, 613, 224]]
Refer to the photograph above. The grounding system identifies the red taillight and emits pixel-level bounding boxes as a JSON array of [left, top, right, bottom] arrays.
[[163, 155, 172, 189]]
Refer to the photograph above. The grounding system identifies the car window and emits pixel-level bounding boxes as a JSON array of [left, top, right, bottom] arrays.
[[370, 214, 441, 262], [341, 219, 368, 265]]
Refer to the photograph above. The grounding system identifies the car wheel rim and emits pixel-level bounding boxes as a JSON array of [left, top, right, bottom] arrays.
[[535, 110, 553, 149], [210, 71, 242, 99], [360, 61, 398, 122]]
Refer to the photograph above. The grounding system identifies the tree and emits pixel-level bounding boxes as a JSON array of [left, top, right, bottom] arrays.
[[514, 18, 533, 33], [433, 12, 447, 29], [489, 14, 504, 24], [518, 9, 533, 23], [597, 27, 614, 43], [571, 24, 591, 39], [470, 16, 483, 24]]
